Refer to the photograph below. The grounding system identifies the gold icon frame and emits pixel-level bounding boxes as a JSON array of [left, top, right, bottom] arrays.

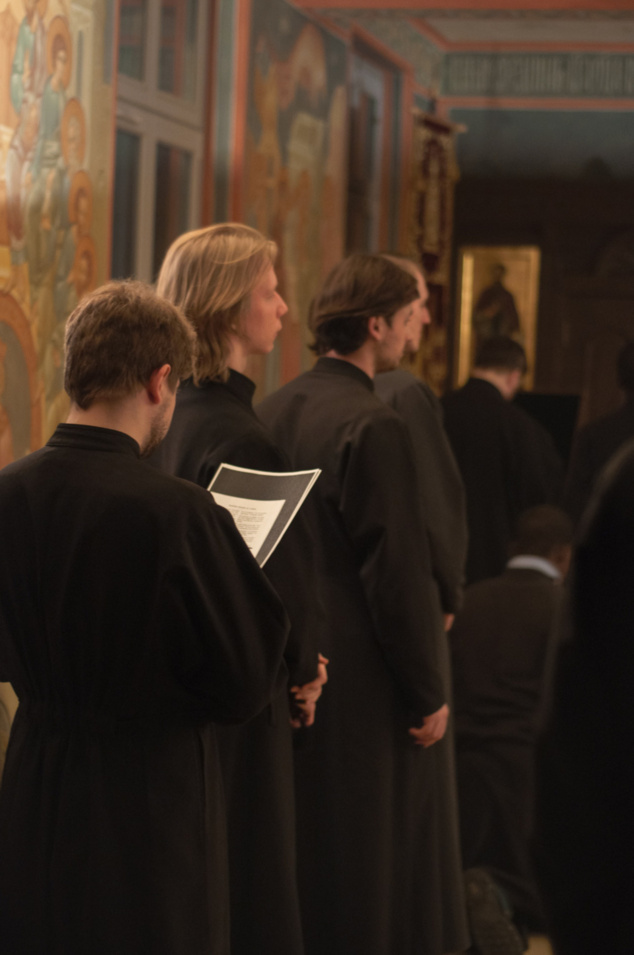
[[456, 245, 541, 390]]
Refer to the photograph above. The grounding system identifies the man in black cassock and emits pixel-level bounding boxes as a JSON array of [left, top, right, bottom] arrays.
[[442, 336, 563, 585], [0, 281, 289, 955], [151, 222, 327, 955], [536, 442, 634, 955], [259, 254, 449, 955], [374, 255, 470, 955], [450, 505, 572, 941]]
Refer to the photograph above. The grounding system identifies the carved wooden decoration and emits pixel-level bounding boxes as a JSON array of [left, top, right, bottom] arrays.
[[404, 111, 461, 394]]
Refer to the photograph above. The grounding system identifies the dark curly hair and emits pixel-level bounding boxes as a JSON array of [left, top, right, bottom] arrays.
[[309, 254, 418, 356]]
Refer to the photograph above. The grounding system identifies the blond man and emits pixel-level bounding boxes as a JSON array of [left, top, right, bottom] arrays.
[[154, 224, 326, 955]]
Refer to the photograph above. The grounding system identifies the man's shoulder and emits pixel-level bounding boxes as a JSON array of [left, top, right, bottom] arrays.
[[0, 443, 211, 509], [257, 371, 311, 412], [442, 379, 488, 406], [442, 380, 507, 429], [0, 447, 49, 494], [376, 369, 434, 402], [459, 570, 559, 620], [577, 404, 634, 450], [260, 366, 387, 417], [137, 459, 218, 509], [375, 367, 416, 393], [106, 462, 229, 541], [342, 400, 414, 465], [261, 371, 408, 452]]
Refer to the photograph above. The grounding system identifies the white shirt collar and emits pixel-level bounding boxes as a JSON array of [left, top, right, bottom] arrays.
[[506, 555, 562, 582]]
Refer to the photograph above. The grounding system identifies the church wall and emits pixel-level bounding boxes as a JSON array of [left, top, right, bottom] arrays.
[[0, 0, 117, 461], [211, 0, 241, 223], [0, 0, 117, 767], [440, 50, 634, 418], [453, 176, 634, 426], [234, 0, 348, 395], [450, 108, 634, 181], [258, 8, 634, 407]]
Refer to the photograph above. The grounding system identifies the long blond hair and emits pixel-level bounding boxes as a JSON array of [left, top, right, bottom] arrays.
[[157, 223, 277, 381]]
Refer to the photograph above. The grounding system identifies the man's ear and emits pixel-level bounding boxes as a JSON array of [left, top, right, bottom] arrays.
[[146, 364, 172, 405], [367, 316, 384, 342], [504, 368, 522, 397]]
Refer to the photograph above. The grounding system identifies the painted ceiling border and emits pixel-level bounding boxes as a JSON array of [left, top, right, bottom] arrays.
[[292, 2, 634, 12], [438, 95, 634, 112]]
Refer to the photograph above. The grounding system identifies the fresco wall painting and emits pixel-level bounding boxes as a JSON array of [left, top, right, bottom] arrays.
[[0, 0, 115, 458], [243, 0, 347, 394]]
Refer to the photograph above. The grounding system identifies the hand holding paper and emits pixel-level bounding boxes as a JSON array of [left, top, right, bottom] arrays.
[[208, 463, 321, 567]]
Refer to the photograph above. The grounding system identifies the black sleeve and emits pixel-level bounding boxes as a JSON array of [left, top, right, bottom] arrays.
[[513, 410, 565, 512], [563, 426, 595, 525], [264, 515, 322, 687], [339, 413, 445, 720], [198, 433, 320, 688], [159, 495, 290, 724], [392, 382, 468, 614]]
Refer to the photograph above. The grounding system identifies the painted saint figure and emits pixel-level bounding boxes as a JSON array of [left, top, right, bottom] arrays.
[[10, 0, 47, 115], [4, 92, 40, 301], [472, 263, 521, 347], [27, 18, 71, 293]]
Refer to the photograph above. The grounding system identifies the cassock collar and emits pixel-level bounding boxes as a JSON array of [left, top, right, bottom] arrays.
[[188, 370, 256, 410], [465, 377, 505, 402], [48, 423, 141, 457], [313, 356, 374, 392], [224, 369, 257, 407], [506, 555, 562, 582]]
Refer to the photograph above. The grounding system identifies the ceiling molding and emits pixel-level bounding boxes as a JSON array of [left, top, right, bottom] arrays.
[[293, 2, 634, 11], [437, 42, 634, 53], [440, 95, 634, 110]]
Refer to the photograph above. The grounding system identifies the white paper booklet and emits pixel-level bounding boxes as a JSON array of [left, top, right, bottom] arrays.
[[208, 464, 321, 567]]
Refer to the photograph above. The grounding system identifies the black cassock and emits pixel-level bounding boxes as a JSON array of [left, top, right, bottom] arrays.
[[564, 396, 634, 523], [0, 424, 288, 955], [375, 367, 470, 953], [451, 566, 563, 929], [537, 443, 634, 955], [258, 357, 447, 955], [442, 377, 563, 584], [375, 369, 467, 614], [153, 370, 320, 955]]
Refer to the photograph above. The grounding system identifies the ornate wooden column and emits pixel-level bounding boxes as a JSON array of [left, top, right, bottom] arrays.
[[404, 111, 461, 395]]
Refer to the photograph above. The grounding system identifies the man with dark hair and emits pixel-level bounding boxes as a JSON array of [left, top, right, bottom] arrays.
[[565, 340, 634, 522], [0, 280, 289, 955], [374, 255, 469, 955], [450, 505, 573, 949], [442, 336, 563, 584], [376, 255, 467, 619], [258, 254, 449, 955]]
